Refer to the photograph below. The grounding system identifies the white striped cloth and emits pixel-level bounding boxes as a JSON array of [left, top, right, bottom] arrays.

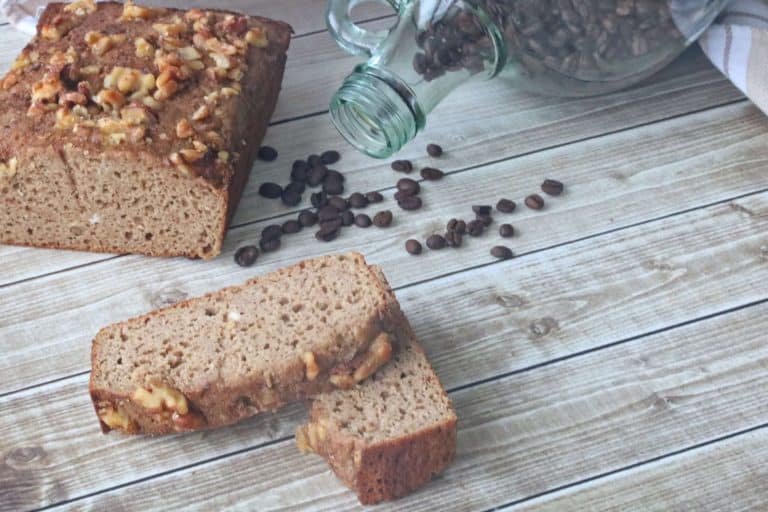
[[699, 0, 768, 113]]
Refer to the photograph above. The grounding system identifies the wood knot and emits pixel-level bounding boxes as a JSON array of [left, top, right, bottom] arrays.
[[495, 294, 526, 309], [528, 317, 559, 338], [150, 287, 188, 309], [4, 446, 44, 468]]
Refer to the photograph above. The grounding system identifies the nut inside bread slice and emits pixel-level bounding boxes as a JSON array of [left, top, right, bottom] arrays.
[[296, 325, 457, 505], [89, 252, 408, 434]]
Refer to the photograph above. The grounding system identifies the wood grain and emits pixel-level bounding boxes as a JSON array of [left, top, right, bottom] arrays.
[[2, 193, 767, 509], [512, 428, 768, 511], [63, 301, 768, 511], [0, 40, 742, 286], [1, 101, 766, 395]]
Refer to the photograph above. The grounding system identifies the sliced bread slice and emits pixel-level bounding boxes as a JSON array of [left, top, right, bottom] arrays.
[[296, 325, 457, 504], [90, 252, 408, 434]]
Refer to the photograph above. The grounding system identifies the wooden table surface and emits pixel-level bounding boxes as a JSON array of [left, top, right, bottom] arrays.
[[2, 1, 768, 511]]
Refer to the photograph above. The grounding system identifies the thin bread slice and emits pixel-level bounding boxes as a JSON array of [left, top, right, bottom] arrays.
[[89, 252, 408, 434], [296, 324, 457, 504]]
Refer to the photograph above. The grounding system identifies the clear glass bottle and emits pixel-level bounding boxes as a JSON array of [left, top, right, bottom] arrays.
[[327, 0, 728, 158]]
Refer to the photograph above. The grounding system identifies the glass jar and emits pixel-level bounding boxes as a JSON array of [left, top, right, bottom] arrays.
[[327, 0, 728, 158]]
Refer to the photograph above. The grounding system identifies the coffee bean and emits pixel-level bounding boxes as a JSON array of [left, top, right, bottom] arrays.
[[499, 223, 514, 237], [348, 192, 368, 209], [260, 237, 281, 252], [391, 160, 413, 173], [398, 195, 423, 211], [261, 224, 283, 241], [325, 169, 345, 183], [317, 205, 340, 222], [257, 146, 278, 162], [476, 213, 493, 226], [340, 210, 354, 226], [298, 209, 317, 227], [496, 198, 516, 213], [319, 217, 342, 231], [455, 220, 467, 234], [394, 190, 415, 201], [467, 219, 484, 236], [525, 194, 545, 210], [373, 210, 393, 227], [445, 230, 463, 247], [472, 205, 492, 215], [541, 179, 564, 196], [306, 165, 327, 187], [354, 213, 372, 228], [447, 218, 458, 231], [291, 160, 309, 182], [420, 167, 444, 180], [397, 178, 420, 195], [426, 234, 446, 250], [315, 224, 340, 242], [323, 179, 344, 195], [285, 181, 305, 195], [258, 182, 282, 199], [234, 245, 259, 267], [310, 191, 328, 208], [328, 196, 349, 211], [426, 143, 443, 157], [366, 191, 384, 203], [405, 239, 422, 255], [307, 154, 322, 168], [491, 245, 513, 260], [320, 150, 341, 165], [282, 219, 302, 234], [281, 187, 302, 207]]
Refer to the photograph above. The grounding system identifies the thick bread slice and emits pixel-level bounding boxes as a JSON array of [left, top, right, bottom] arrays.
[[89, 253, 408, 434], [296, 323, 457, 505]]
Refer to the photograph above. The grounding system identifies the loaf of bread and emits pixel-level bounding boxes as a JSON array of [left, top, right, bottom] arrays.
[[90, 253, 409, 434], [0, 1, 291, 258], [296, 322, 457, 505]]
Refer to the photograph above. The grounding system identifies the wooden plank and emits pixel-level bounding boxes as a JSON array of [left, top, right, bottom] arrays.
[[0, 42, 742, 285], [1, 100, 766, 394], [58, 299, 768, 510], [2, 193, 767, 509], [512, 428, 768, 511]]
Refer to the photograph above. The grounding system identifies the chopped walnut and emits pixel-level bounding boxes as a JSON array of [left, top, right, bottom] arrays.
[[184, 8, 206, 22], [55, 104, 89, 130], [153, 21, 188, 37], [97, 404, 137, 432], [154, 68, 180, 101], [58, 91, 88, 107], [169, 152, 194, 177], [220, 87, 240, 98], [94, 89, 126, 111], [302, 352, 321, 381], [176, 118, 193, 138], [353, 333, 393, 382], [63, 0, 97, 16], [121, 0, 154, 21], [26, 102, 50, 117], [246, 27, 269, 47], [221, 15, 248, 36], [204, 37, 238, 56], [211, 53, 232, 70], [0, 157, 18, 180], [49, 46, 78, 66], [2, 73, 21, 91], [11, 50, 37, 71], [132, 381, 189, 415], [217, 151, 230, 163], [84, 31, 127, 56], [191, 105, 210, 121], [41, 14, 79, 41], [80, 64, 101, 76], [204, 130, 225, 148], [104, 67, 156, 100], [31, 72, 63, 102], [120, 104, 152, 125], [135, 37, 154, 58], [177, 46, 201, 61]]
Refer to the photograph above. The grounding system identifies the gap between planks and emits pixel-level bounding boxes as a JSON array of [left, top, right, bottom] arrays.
[[3, 191, 768, 509]]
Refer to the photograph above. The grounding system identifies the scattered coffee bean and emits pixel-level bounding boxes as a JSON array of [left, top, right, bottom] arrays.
[[260, 237, 281, 252], [298, 209, 318, 227], [354, 213, 372, 228], [394, 190, 415, 201], [496, 198, 516, 213], [426, 143, 443, 157], [315, 224, 340, 242], [319, 217, 343, 231], [447, 218, 458, 231], [282, 219, 302, 234], [258, 182, 282, 199], [373, 210, 393, 227], [499, 223, 514, 238], [285, 181, 305, 195], [281, 187, 302, 207], [291, 160, 309, 182], [306, 165, 327, 187], [328, 196, 349, 211], [261, 224, 283, 241], [491, 245, 513, 260], [257, 146, 278, 161], [340, 210, 355, 226], [467, 219, 484, 236], [323, 180, 344, 195], [366, 191, 384, 203], [426, 234, 446, 250], [476, 213, 493, 226], [234, 245, 259, 267], [307, 154, 323, 168], [455, 219, 467, 234], [472, 205, 492, 215], [405, 239, 422, 255], [320, 150, 341, 165], [398, 195, 423, 211], [348, 192, 369, 209], [325, 169, 345, 183], [445, 230, 463, 247], [420, 167, 444, 180], [525, 194, 545, 210], [391, 160, 413, 173], [318, 205, 340, 222], [541, 179, 564, 196], [310, 191, 328, 208], [397, 177, 420, 195]]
